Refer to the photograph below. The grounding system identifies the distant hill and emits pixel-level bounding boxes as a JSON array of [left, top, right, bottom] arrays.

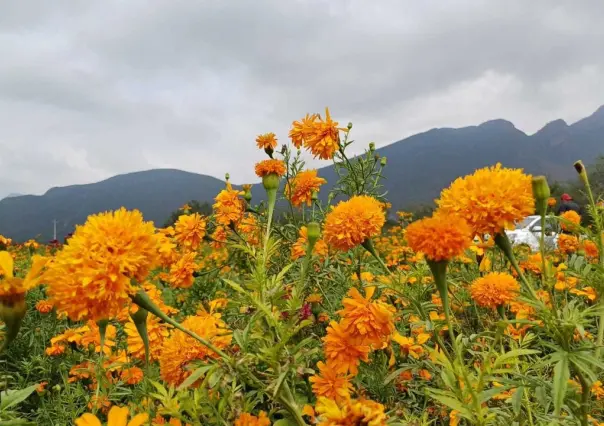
[[1, 105, 604, 241]]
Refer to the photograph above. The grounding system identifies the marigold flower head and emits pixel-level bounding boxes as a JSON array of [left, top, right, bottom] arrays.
[[437, 163, 534, 235], [210, 226, 228, 249], [309, 361, 353, 401], [237, 214, 261, 246], [404, 214, 472, 262], [45, 208, 159, 321], [322, 321, 370, 375], [35, 299, 54, 314], [337, 286, 395, 347], [558, 234, 579, 254], [323, 196, 385, 251], [470, 272, 520, 309], [286, 170, 326, 207], [167, 252, 200, 289], [255, 132, 278, 150], [234, 411, 271, 426], [0, 252, 47, 299], [174, 213, 207, 251], [315, 397, 387, 426], [297, 108, 346, 160], [213, 188, 245, 226], [289, 113, 319, 149], [291, 226, 329, 260], [560, 210, 581, 232], [159, 314, 232, 386], [254, 159, 286, 178], [120, 366, 144, 385], [75, 405, 148, 426], [582, 239, 599, 259]]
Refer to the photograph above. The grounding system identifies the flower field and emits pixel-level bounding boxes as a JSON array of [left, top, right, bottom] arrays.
[[2, 109, 604, 426]]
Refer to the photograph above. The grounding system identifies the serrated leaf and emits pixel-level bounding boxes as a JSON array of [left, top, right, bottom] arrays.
[[0, 384, 39, 411], [512, 386, 524, 416], [177, 365, 213, 391], [552, 353, 569, 416]]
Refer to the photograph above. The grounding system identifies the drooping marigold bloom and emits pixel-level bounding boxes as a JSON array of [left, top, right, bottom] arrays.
[[309, 361, 353, 401], [255, 132, 278, 150], [286, 170, 326, 207], [125, 315, 171, 362], [437, 163, 534, 235], [75, 405, 148, 426], [337, 286, 395, 347], [159, 314, 232, 386], [289, 113, 319, 149], [558, 234, 580, 254], [213, 187, 246, 226], [470, 272, 520, 309], [35, 299, 54, 314], [291, 226, 329, 260], [254, 159, 286, 178], [297, 108, 347, 160], [174, 213, 207, 251], [583, 240, 599, 259], [323, 196, 385, 251], [560, 210, 581, 232], [167, 252, 200, 289], [405, 214, 472, 262], [315, 397, 387, 426], [44, 208, 160, 322], [322, 321, 371, 375], [234, 411, 271, 426]]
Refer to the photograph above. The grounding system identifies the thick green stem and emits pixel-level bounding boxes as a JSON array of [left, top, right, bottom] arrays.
[[264, 187, 277, 248], [428, 260, 457, 349], [494, 233, 539, 300], [131, 307, 150, 367], [279, 382, 308, 426], [361, 239, 391, 276]]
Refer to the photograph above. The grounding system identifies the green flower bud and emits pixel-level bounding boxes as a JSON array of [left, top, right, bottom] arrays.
[[532, 176, 550, 216], [369, 142, 375, 152], [307, 222, 321, 244], [574, 160, 589, 185], [347, 122, 353, 130], [262, 174, 280, 191], [380, 157, 387, 167]]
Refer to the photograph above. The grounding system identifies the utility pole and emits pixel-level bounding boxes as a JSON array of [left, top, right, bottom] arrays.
[[53, 219, 57, 240]]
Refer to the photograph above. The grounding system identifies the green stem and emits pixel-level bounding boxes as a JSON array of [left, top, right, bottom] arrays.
[[494, 233, 538, 300], [279, 382, 308, 426], [264, 188, 277, 248], [576, 371, 590, 426], [361, 239, 392, 276], [131, 307, 150, 367]]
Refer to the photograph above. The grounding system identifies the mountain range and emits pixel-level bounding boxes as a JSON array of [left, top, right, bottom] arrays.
[[1, 105, 604, 242]]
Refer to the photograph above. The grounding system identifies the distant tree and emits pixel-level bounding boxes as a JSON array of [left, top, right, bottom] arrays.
[[163, 200, 212, 227]]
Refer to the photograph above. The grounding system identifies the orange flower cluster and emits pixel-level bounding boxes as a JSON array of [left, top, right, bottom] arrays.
[[315, 397, 387, 426], [289, 108, 346, 160], [560, 210, 581, 232], [213, 187, 246, 226], [159, 314, 232, 386], [558, 234, 579, 254], [470, 272, 520, 309], [254, 159, 286, 178], [291, 226, 328, 260], [174, 213, 207, 251], [405, 214, 472, 262], [167, 252, 200, 289], [582, 239, 599, 259], [234, 411, 271, 426], [286, 169, 326, 207], [437, 163, 534, 235], [237, 214, 262, 246], [323, 196, 385, 251], [35, 299, 54, 314], [255, 132, 278, 150], [44, 209, 160, 321]]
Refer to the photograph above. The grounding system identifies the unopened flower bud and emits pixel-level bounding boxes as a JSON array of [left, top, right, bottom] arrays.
[[369, 142, 375, 152], [262, 174, 280, 191], [574, 160, 589, 185], [307, 222, 321, 244], [347, 122, 353, 130], [311, 190, 318, 201], [380, 157, 387, 167], [225, 173, 230, 181], [264, 145, 274, 158], [532, 176, 550, 216]]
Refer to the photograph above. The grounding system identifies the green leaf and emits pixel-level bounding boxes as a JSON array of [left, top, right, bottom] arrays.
[[177, 365, 213, 391], [273, 419, 298, 426], [0, 384, 39, 411], [552, 353, 569, 416], [493, 349, 540, 368], [384, 367, 411, 385], [0, 419, 36, 426], [272, 370, 289, 399], [427, 389, 473, 418], [511, 386, 524, 416]]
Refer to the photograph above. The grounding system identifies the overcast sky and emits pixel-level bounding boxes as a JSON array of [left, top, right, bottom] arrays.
[[1, 0, 603, 196]]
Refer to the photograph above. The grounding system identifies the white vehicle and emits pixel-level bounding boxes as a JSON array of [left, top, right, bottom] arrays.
[[505, 215, 559, 252]]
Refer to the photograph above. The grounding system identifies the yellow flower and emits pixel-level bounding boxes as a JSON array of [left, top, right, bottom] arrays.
[[45, 209, 159, 321], [437, 163, 534, 235], [167, 252, 200, 289], [309, 361, 353, 401], [254, 159, 286, 178], [470, 272, 520, 309], [570, 286, 597, 302], [75, 405, 148, 426], [323, 196, 385, 251], [315, 397, 387, 426], [174, 213, 207, 251], [285, 170, 326, 207], [255, 132, 278, 150], [213, 187, 245, 226], [0, 252, 47, 300], [405, 214, 472, 262]]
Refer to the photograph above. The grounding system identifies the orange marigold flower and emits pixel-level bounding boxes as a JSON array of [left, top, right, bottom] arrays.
[[323, 196, 385, 251], [570, 286, 597, 302], [301, 108, 346, 160], [45, 344, 65, 356], [167, 252, 200, 289], [159, 314, 232, 386], [237, 214, 261, 246], [289, 113, 319, 149], [125, 315, 171, 362], [120, 366, 144, 385], [286, 170, 326, 207], [234, 411, 271, 426], [76, 405, 148, 426], [547, 197, 557, 207], [337, 286, 395, 347], [255, 159, 286, 178], [256, 132, 278, 150], [44, 208, 159, 322], [174, 213, 207, 251], [213, 187, 245, 226], [291, 226, 328, 260], [310, 361, 354, 401], [560, 210, 581, 232], [558, 234, 579, 254], [582, 240, 599, 259], [315, 397, 387, 426], [322, 321, 370, 375], [470, 272, 520, 309], [405, 214, 472, 262], [210, 226, 228, 249], [436, 163, 534, 235], [35, 299, 54, 314]]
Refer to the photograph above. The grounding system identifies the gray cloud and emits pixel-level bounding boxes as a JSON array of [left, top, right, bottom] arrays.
[[0, 0, 603, 196]]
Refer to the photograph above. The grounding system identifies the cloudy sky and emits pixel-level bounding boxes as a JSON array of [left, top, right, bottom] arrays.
[[1, 0, 603, 196]]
